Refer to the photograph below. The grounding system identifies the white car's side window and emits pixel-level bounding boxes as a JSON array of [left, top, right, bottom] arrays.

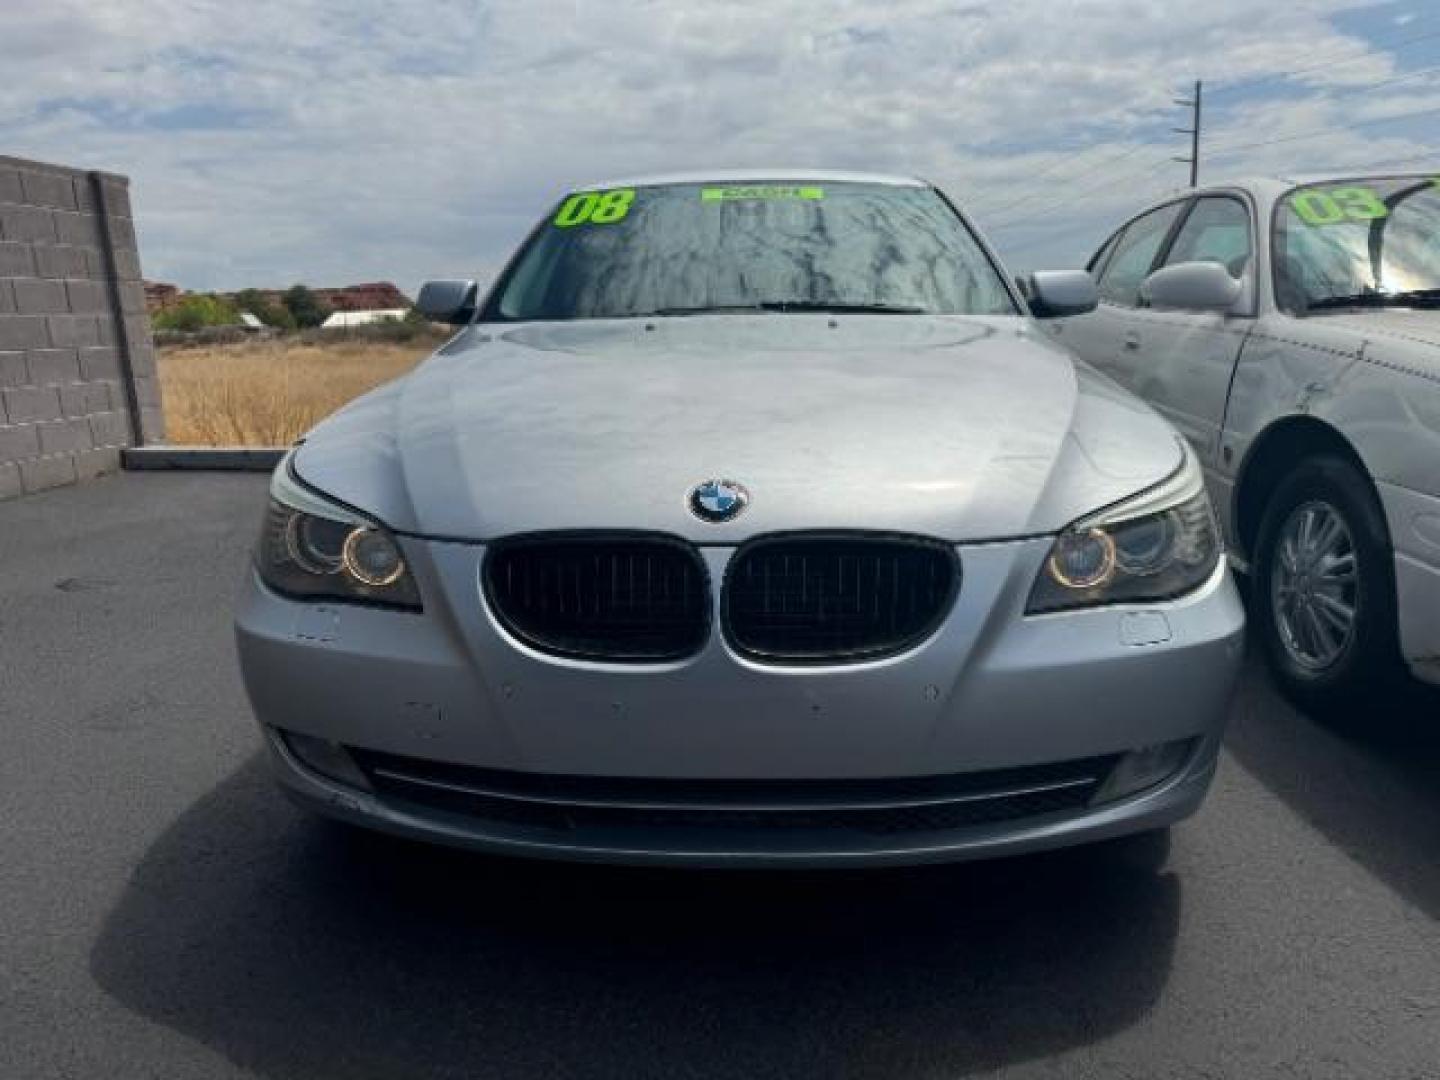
[[1095, 202, 1187, 307], [1163, 197, 1253, 280]]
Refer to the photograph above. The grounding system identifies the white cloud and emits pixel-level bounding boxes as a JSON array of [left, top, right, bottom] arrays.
[[0, 0, 1429, 287]]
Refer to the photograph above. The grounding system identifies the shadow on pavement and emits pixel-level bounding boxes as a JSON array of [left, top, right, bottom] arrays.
[[1225, 647, 1440, 919], [93, 757, 1180, 1079]]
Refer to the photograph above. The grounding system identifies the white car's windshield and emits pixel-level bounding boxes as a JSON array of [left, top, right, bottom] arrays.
[[1274, 176, 1440, 312], [485, 181, 1017, 321]]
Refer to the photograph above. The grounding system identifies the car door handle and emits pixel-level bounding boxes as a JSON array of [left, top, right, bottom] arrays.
[[1123, 332, 1141, 351]]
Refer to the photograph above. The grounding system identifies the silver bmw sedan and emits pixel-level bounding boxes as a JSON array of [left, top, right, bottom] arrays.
[[235, 170, 1245, 867]]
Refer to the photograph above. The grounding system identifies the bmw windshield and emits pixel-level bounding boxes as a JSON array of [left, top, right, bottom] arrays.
[[1274, 175, 1440, 313], [484, 181, 1018, 321]]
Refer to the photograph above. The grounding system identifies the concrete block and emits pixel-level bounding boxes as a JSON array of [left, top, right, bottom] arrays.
[[111, 247, 141, 281], [19, 169, 79, 210], [34, 244, 92, 280], [97, 175, 132, 219], [0, 279, 13, 314], [19, 453, 77, 494], [73, 176, 98, 213], [96, 316, 117, 346], [36, 417, 91, 455], [52, 211, 102, 247], [118, 280, 146, 314], [47, 315, 101, 348], [66, 279, 107, 314], [27, 348, 80, 385], [133, 374, 163, 408], [0, 350, 26, 387], [14, 278, 68, 314], [0, 316, 49, 350], [139, 405, 166, 443], [3, 385, 61, 423], [1, 205, 57, 243], [0, 241, 33, 276], [90, 410, 133, 448], [107, 216, 138, 251], [122, 446, 285, 471], [74, 446, 121, 481], [79, 346, 121, 381], [0, 461, 20, 500], [128, 340, 157, 377], [0, 421, 41, 460], [0, 167, 21, 204], [123, 313, 152, 346], [58, 381, 112, 417]]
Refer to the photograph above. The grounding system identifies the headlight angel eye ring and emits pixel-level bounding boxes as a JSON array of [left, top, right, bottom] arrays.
[[1026, 443, 1221, 614]]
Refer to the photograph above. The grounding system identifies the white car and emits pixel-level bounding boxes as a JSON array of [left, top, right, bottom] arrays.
[[1049, 173, 1440, 711]]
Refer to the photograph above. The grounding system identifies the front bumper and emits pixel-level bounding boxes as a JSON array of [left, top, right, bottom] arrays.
[[236, 535, 1245, 867]]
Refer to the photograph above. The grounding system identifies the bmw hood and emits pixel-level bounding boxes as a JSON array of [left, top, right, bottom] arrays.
[[291, 315, 1183, 544]]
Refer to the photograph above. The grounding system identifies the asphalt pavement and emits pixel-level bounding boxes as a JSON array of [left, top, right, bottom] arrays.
[[1, 472, 1437, 1080]]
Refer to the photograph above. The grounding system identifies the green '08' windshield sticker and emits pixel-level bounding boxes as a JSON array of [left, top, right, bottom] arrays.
[[1289, 186, 1389, 226], [701, 185, 825, 202], [553, 188, 635, 228]]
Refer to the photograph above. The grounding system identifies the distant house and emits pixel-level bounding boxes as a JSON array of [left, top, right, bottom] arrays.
[[143, 280, 183, 315], [320, 308, 410, 329]]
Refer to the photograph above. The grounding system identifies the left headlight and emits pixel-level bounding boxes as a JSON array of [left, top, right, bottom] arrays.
[[1027, 442, 1220, 614], [255, 454, 422, 611]]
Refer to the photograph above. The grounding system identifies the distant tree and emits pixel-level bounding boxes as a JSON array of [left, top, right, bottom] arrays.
[[234, 289, 297, 330], [282, 285, 331, 329], [153, 293, 240, 332]]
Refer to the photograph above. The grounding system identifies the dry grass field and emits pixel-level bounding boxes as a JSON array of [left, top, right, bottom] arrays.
[[158, 333, 447, 445]]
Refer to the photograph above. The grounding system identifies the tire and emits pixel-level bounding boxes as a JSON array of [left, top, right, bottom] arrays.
[[1252, 454, 1403, 718]]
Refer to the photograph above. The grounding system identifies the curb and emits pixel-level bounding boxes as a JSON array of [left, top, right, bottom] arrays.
[[122, 447, 286, 472]]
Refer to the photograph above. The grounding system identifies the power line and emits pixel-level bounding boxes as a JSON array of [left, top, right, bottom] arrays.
[[972, 37, 1440, 234], [1206, 22, 1440, 100], [984, 154, 1176, 232], [1207, 102, 1440, 158], [966, 142, 1150, 220]]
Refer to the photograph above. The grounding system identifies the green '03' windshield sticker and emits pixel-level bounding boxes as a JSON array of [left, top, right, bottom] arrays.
[[553, 188, 636, 228], [701, 185, 825, 202], [1288, 186, 1390, 226]]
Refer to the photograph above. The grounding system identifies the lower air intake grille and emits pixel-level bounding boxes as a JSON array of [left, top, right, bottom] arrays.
[[723, 533, 959, 663], [352, 750, 1119, 838], [484, 534, 709, 661]]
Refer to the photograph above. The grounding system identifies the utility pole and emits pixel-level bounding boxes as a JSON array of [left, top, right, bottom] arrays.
[[1173, 80, 1202, 187]]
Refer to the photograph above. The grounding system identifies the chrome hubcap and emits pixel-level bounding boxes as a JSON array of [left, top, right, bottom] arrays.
[[1270, 500, 1358, 671]]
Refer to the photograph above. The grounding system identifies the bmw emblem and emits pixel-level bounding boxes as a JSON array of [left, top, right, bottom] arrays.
[[688, 479, 749, 523]]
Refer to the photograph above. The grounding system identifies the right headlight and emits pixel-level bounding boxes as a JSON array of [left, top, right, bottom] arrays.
[[255, 452, 422, 611], [1026, 442, 1221, 614]]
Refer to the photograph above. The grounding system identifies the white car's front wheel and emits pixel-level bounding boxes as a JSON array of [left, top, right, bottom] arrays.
[[1253, 455, 1404, 718]]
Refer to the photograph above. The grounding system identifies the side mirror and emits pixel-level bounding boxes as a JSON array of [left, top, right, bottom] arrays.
[[1141, 261, 1242, 312], [1021, 270, 1098, 319], [416, 279, 479, 325]]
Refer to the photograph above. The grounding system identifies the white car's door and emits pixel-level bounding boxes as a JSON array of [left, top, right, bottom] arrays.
[[1047, 200, 1190, 381], [1116, 195, 1256, 473]]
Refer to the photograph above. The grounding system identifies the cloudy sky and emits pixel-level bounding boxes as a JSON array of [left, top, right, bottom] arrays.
[[1, 0, 1436, 294]]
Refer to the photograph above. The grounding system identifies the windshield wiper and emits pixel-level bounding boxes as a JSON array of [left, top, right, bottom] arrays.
[[1307, 289, 1440, 312], [644, 304, 769, 317], [642, 300, 929, 317], [758, 300, 928, 314]]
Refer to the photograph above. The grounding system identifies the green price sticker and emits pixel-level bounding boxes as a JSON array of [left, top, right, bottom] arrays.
[[553, 188, 636, 228], [700, 185, 825, 202], [1289, 186, 1389, 226]]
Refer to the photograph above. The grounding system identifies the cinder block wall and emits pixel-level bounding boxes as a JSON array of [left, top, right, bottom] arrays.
[[1, 154, 162, 500]]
